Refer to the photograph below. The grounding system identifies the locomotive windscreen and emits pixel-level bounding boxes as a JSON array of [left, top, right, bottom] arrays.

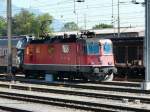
[[87, 42, 99, 55], [103, 42, 112, 54], [16, 38, 27, 49]]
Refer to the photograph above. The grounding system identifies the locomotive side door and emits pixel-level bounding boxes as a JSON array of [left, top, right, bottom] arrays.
[[28, 45, 36, 64], [76, 41, 87, 73], [76, 42, 85, 65], [76, 43, 81, 65]]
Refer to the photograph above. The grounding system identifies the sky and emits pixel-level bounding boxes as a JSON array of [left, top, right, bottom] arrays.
[[1, 0, 145, 31]]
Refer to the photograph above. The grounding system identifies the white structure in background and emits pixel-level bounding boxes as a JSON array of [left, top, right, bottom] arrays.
[[53, 27, 144, 38]]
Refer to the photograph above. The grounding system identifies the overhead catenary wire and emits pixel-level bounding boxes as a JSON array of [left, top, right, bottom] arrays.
[[0, 0, 145, 30]]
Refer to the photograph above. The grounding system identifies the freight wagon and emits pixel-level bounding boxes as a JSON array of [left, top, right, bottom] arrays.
[[111, 37, 144, 79], [0, 35, 34, 73]]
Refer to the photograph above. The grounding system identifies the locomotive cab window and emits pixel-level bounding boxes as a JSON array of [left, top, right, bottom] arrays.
[[16, 38, 27, 49], [87, 42, 99, 55], [103, 42, 112, 54]]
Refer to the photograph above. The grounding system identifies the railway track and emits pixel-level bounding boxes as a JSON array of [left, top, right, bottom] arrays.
[[0, 80, 149, 111], [0, 89, 149, 112], [0, 81, 149, 104], [0, 75, 150, 111], [0, 75, 148, 95], [0, 75, 147, 96]]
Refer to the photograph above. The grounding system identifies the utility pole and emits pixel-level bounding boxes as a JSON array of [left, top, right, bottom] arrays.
[[112, 0, 115, 37], [84, 13, 87, 30], [141, 0, 150, 90], [7, 0, 13, 80], [117, 0, 120, 38], [74, 0, 76, 14], [112, 0, 114, 23], [73, 0, 85, 30]]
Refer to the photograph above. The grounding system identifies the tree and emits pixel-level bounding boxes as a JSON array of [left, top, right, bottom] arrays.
[[12, 9, 36, 35], [61, 22, 79, 31], [0, 16, 7, 36], [36, 13, 53, 37], [12, 9, 53, 37], [92, 23, 113, 29]]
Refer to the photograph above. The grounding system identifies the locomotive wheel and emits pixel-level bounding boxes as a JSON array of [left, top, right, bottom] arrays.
[[88, 73, 114, 82], [103, 73, 114, 81]]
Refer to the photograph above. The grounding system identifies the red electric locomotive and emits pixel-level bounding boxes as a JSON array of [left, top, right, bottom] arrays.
[[21, 32, 117, 81]]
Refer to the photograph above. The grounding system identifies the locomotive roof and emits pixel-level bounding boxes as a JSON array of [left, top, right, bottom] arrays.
[[29, 38, 83, 44], [27, 35, 143, 45], [28, 37, 105, 44], [28, 33, 100, 44]]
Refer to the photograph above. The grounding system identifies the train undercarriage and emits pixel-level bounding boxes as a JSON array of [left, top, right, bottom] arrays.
[[23, 64, 117, 82]]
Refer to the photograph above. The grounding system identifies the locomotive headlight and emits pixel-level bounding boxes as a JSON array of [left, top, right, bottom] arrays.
[[108, 62, 112, 65], [99, 60, 103, 65], [26, 47, 29, 55], [90, 61, 95, 65], [98, 57, 103, 65]]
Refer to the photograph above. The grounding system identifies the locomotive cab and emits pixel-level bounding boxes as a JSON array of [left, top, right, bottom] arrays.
[[84, 38, 117, 81]]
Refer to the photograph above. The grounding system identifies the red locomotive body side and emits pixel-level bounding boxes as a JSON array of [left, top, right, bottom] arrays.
[[24, 41, 114, 67], [24, 43, 86, 65]]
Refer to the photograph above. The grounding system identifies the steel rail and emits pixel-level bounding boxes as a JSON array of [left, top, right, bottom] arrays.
[[0, 105, 32, 112]]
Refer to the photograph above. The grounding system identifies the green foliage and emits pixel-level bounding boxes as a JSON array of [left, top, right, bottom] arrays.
[[0, 16, 7, 36], [36, 13, 53, 37], [12, 9, 53, 38], [61, 22, 79, 31], [12, 9, 35, 35], [92, 23, 113, 29]]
